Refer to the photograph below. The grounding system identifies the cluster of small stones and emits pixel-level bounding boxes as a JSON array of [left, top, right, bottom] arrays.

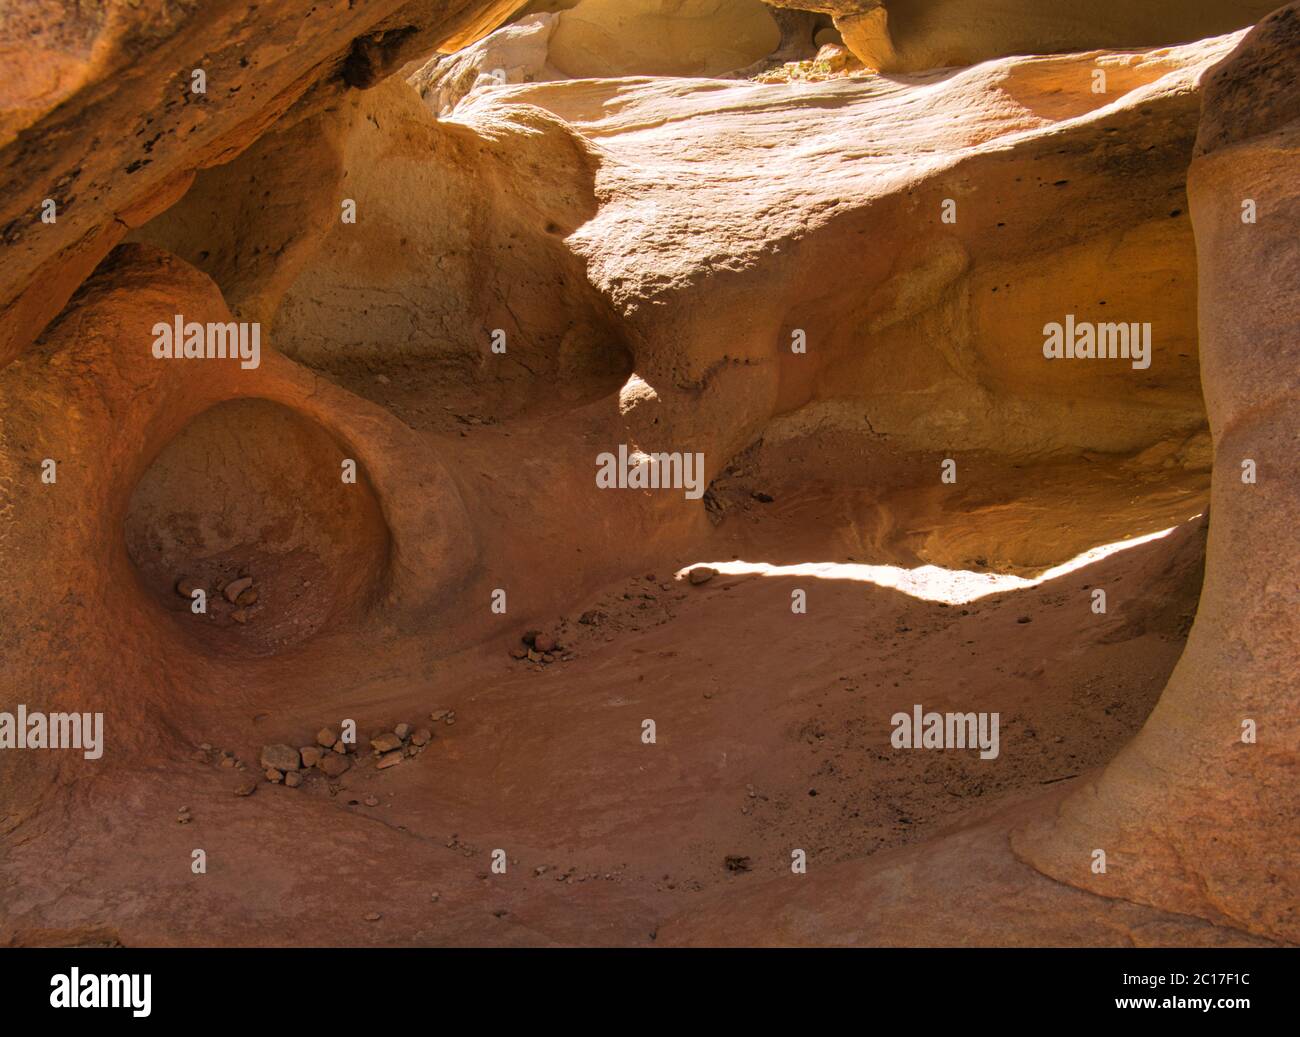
[[196, 708, 459, 797], [531, 863, 622, 885], [259, 726, 358, 788], [192, 742, 248, 771], [510, 569, 716, 665], [752, 43, 868, 83], [175, 571, 261, 625], [366, 717, 442, 772], [507, 628, 574, 666]]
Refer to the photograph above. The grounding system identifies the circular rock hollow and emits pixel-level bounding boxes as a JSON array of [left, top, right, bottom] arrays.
[[124, 398, 390, 656]]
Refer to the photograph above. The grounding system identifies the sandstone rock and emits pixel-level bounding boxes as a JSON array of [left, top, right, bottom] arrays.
[[411, 13, 567, 117], [223, 577, 254, 603], [377, 751, 404, 770], [394, 723, 413, 740], [411, 729, 433, 746], [320, 753, 351, 779], [464, 30, 1238, 561], [260, 745, 301, 772], [0, 0, 532, 366], [643, 4, 1300, 950], [371, 733, 403, 753], [544, 0, 780, 78], [1012, 3, 1300, 945], [234, 781, 257, 798], [1, 0, 1292, 956], [300, 746, 323, 769], [284, 771, 302, 788], [727, 7, 831, 77], [688, 567, 717, 586], [265, 768, 283, 783], [533, 633, 557, 652], [764, 0, 1278, 72], [316, 728, 338, 748]]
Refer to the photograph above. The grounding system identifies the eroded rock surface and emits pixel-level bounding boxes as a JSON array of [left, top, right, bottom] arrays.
[[0, 0, 1295, 949], [437, 34, 1232, 571], [410, 13, 568, 116], [0, 0, 529, 365], [1013, 3, 1300, 944], [765, 0, 1281, 71], [506, 0, 784, 77]]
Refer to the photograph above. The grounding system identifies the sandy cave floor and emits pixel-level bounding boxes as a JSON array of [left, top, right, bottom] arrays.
[[3, 474, 1226, 947]]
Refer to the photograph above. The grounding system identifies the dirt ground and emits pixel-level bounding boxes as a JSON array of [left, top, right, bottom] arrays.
[[1, 466, 1211, 946]]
